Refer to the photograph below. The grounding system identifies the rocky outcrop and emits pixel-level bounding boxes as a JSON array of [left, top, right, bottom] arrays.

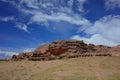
[[35, 40, 96, 55], [108, 45, 120, 56], [12, 52, 33, 61], [32, 40, 96, 60], [35, 43, 50, 53], [12, 40, 116, 61]]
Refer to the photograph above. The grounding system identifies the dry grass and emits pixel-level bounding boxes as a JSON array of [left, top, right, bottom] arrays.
[[0, 56, 120, 80]]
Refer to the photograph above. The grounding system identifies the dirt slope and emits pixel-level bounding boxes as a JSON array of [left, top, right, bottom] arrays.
[[0, 57, 120, 80]]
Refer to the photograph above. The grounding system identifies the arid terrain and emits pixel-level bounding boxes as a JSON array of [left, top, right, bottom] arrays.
[[0, 40, 120, 80], [0, 56, 120, 80]]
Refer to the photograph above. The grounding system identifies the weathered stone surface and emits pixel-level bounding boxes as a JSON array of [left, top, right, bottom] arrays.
[[35, 43, 50, 54], [12, 52, 33, 61], [108, 45, 120, 56], [12, 40, 119, 61]]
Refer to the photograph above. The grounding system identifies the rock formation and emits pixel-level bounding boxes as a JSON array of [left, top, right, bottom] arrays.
[[108, 45, 120, 56], [11, 52, 33, 61], [12, 40, 117, 61]]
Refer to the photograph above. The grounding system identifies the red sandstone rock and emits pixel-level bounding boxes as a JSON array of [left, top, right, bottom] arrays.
[[11, 40, 120, 61]]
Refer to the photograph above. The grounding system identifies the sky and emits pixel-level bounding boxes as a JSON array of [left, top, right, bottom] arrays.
[[0, 0, 120, 59]]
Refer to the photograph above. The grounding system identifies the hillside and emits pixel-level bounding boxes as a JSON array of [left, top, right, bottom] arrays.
[[0, 57, 120, 80], [1, 40, 120, 80]]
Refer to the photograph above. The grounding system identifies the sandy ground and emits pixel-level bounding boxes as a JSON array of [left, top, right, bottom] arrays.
[[0, 56, 120, 80]]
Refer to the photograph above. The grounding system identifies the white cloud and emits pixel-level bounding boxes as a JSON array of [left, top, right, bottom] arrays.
[[67, 0, 87, 12], [41, 2, 53, 8], [71, 34, 117, 46], [1, 0, 18, 8], [15, 23, 29, 32], [85, 15, 120, 43], [67, 0, 74, 8], [105, 0, 120, 10], [2, 0, 120, 47], [20, 0, 88, 26], [29, 12, 90, 26], [0, 0, 90, 34], [0, 50, 18, 59], [22, 48, 35, 52], [0, 16, 15, 22], [0, 47, 35, 59], [20, 0, 39, 9], [1, 0, 88, 26], [77, 0, 87, 12], [75, 15, 120, 46]]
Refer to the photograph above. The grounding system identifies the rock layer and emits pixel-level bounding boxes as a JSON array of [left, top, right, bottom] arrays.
[[12, 40, 117, 61]]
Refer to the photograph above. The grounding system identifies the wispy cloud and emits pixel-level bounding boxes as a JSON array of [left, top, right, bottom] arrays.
[[29, 12, 90, 26], [1, 0, 88, 25], [67, 0, 74, 8], [105, 0, 120, 10], [0, 16, 15, 22], [0, 16, 29, 33], [20, 0, 39, 9], [1, 0, 120, 47], [22, 48, 35, 52], [19, 0, 88, 26], [15, 23, 29, 32], [1, 0, 88, 33], [77, 0, 87, 12]]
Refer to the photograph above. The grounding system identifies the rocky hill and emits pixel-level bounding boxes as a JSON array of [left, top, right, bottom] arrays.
[[11, 40, 120, 61]]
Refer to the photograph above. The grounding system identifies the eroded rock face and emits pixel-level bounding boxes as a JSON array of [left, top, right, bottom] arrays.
[[48, 40, 88, 55], [29, 40, 97, 60], [35, 43, 50, 54], [12, 40, 118, 61], [108, 45, 120, 56], [12, 52, 33, 61]]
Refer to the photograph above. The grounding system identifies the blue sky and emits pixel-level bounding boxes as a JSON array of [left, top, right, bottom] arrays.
[[0, 0, 120, 58]]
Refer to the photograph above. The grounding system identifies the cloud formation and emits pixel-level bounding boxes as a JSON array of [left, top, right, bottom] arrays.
[[105, 0, 120, 10], [0, 16, 15, 22], [1, 0, 120, 47], [29, 12, 90, 26], [22, 48, 35, 52], [71, 34, 117, 46], [0, 48, 35, 59], [1, 0, 88, 26], [1, 0, 89, 33], [72, 15, 120, 46], [0, 50, 17, 59], [15, 23, 29, 32], [19, 0, 89, 27]]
